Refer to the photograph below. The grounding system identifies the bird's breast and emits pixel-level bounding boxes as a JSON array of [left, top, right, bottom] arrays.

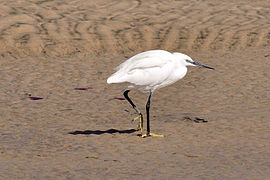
[[151, 66, 187, 90]]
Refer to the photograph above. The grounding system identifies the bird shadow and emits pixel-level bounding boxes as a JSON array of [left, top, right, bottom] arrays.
[[68, 128, 137, 135]]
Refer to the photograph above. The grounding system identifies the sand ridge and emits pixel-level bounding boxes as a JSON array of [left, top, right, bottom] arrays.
[[0, 0, 270, 58]]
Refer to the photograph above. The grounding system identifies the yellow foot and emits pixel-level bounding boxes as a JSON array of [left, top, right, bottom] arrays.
[[140, 133, 164, 138], [132, 115, 143, 133]]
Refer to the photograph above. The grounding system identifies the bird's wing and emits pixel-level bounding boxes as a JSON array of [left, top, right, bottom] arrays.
[[116, 50, 174, 72], [109, 50, 176, 87]]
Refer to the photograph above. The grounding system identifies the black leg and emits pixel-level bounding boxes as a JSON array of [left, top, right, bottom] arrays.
[[123, 90, 143, 131], [146, 91, 153, 135], [123, 90, 136, 109]]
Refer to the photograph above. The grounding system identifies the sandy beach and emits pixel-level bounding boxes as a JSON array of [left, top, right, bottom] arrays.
[[1, 0, 270, 179]]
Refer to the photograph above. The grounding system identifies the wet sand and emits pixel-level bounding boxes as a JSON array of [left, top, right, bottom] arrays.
[[1, 0, 270, 179]]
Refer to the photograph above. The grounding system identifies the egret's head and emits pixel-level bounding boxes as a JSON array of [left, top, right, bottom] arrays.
[[173, 52, 214, 70]]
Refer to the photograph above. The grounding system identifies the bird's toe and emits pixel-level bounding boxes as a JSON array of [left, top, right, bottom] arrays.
[[139, 133, 164, 138]]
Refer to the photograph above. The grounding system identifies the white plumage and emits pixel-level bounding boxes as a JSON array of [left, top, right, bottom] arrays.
[[107, 50, 214, 137], [107, 50, 194, 92]]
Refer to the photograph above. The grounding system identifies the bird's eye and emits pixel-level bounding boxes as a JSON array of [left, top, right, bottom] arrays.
[[185, 59, 191, 63]]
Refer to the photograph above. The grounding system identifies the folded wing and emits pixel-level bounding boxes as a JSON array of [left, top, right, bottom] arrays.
[[107, 50, 175, 86]]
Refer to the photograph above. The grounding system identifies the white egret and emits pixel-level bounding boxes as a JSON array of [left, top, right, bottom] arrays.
[[107, 50, 214, 137]]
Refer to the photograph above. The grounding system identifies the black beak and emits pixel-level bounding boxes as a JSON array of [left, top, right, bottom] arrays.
[[192, 61, 215, 70]]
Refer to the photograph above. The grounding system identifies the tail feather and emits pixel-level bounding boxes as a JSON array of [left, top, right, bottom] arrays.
[[107, 73, 125, 84], [107, 76, 116, 84]]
